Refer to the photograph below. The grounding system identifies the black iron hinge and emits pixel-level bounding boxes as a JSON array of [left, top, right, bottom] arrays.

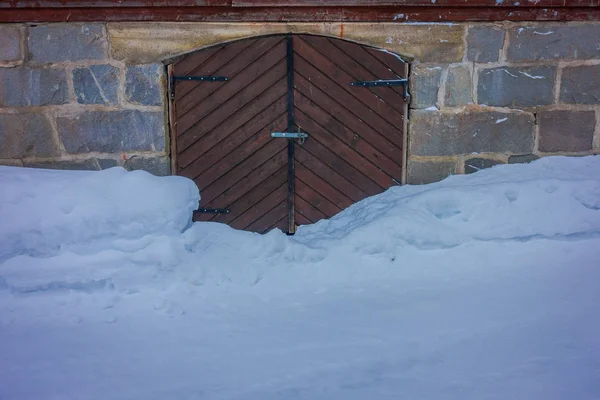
[[170, 75, 228, 99], [195, 208, 231, 215], [351, 79, 410, 101]]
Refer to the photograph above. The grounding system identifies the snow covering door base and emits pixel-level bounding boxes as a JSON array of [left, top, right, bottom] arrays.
[[170, 35, 408, 234]]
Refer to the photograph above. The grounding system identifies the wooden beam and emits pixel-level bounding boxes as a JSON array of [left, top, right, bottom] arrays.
[[1, 4, 599, 22]]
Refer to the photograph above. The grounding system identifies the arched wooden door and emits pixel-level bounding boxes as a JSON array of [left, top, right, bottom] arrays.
[[169, 35, 409, 234]]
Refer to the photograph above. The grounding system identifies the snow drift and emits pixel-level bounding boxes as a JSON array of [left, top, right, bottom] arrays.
[[0, 166, 199, 261]]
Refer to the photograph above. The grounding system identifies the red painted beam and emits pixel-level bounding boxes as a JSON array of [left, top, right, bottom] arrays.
[[1, 6, 599, 22], [232, 0, 599, 6]]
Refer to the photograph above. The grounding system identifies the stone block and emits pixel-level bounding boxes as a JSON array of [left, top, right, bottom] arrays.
[[466, 26, 505, 63], [57, 110, 165, 154], [559, 65, 600, 105], [464, 157, 503, 174], [507, 25, 600, 62], [508, 154, 539, 164], [24, 158, 118, 171], [410, 65, 442, 109], [0, 67, 68, 107], [410, 110, 534, 156], [0, 113, 58, 158], [124, 156, 170, 176], [73, 64, 120, 105], [478, 66, 555, 107], [0, 159, 24, 167], [29, 24, 107, 64], [0, 25, 22, 63], [538, 110, 596, 153], [125, 64, 164, 106], [108, 22, 464, 63], [407, 160, 456, 184], [444, 65, 472, 107]]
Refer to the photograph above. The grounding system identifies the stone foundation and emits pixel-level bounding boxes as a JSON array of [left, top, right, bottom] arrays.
[[1, 21, 599, 182]]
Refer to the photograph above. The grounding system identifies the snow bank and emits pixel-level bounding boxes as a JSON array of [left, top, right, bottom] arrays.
[[0, 166, 199, 261], [295, 156, 600, 250]]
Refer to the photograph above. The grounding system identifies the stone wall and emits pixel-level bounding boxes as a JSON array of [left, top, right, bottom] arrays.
[[1, 21, 599, 182], [0, 24, 169, 175], [408, 22, 600, 184]]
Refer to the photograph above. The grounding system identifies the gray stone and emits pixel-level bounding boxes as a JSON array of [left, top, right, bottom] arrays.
[[0, 67, 68, 106], [508, 154, 540, 164], [507, 25, 600, 62], [464, 157, 504, 174], [0, 26, 22, 63], [28, 24, 107, 64], [444, 65, 472, 107], [407, 160, 456, 185], [57, 110, 166, 154], [124, 156, 170, 176], [409, 65, 443, 109], [0, 159, 24, 167], [467, 26, 505, 63], [73, 64, 120, 105], [559, 65, 600, 105], [538, 110, 596, 152], [125, 64, 164, 106], [0, 113, 58, 158], [478, 66, 555, 107], [24, 158, 118, 171], [410, 110, 535, 156]]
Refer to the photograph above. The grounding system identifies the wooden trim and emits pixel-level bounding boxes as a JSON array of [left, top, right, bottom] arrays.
[[167, 64, 178, 176], [1, 5, 599, 22]]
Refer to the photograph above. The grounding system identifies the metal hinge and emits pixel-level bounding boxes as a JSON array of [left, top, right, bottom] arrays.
[[170, 75, 228, 98], [351, 79, 410, 101], [195, 208, 231, 214]]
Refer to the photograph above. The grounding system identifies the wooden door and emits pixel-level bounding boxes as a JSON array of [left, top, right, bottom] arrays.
[[170, 35, 408, 234]]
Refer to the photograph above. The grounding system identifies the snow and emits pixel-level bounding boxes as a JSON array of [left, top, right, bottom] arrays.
[[1, 157, 600, 400]]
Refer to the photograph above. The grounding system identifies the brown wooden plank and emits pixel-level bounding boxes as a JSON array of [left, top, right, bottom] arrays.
[[300, 135, 382, 195], [5, 0, 598, 8], [230, 182, 288, 230], [178, 87, 287, 167], [199, 139, 287, 205], [295, 178, 342, 217], [294, 212, 312, 226], [295, 194, 327, 224], [177, 45, 287, 134], [296, 161, 354, 210], [307, 35, 409, 109], [294, 73, 400, 162], [232, 0, 595, 6], [295, 96, 403, 178], [266, 215, 288, 233], [174, 38, 257, 102], [201, 154, 287, 212], [294, 36, 406, 123], [245, 201, 288, 234], [179, 94, 286, 171], [183, 112, 287, 186], [176, 36, 283, 112], [177, 72, 287, 152], [293, 38, 404, 135], [173, 43, 226, 82], [4, 7, 600, 23], [295, 110, 393, 190], [295, 146, 366, 202], [211, 166, 287, 224], [192, 113, 286, 188]]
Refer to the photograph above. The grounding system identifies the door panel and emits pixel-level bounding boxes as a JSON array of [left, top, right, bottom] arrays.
[[171, 34, 408, 234]]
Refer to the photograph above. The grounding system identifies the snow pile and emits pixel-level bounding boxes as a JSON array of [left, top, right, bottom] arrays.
[[0, 166, 199, 261], [296, 156, 600, 250]]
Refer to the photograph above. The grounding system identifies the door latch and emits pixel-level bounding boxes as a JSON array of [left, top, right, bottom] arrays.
[[271, 128, 308, 144]]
